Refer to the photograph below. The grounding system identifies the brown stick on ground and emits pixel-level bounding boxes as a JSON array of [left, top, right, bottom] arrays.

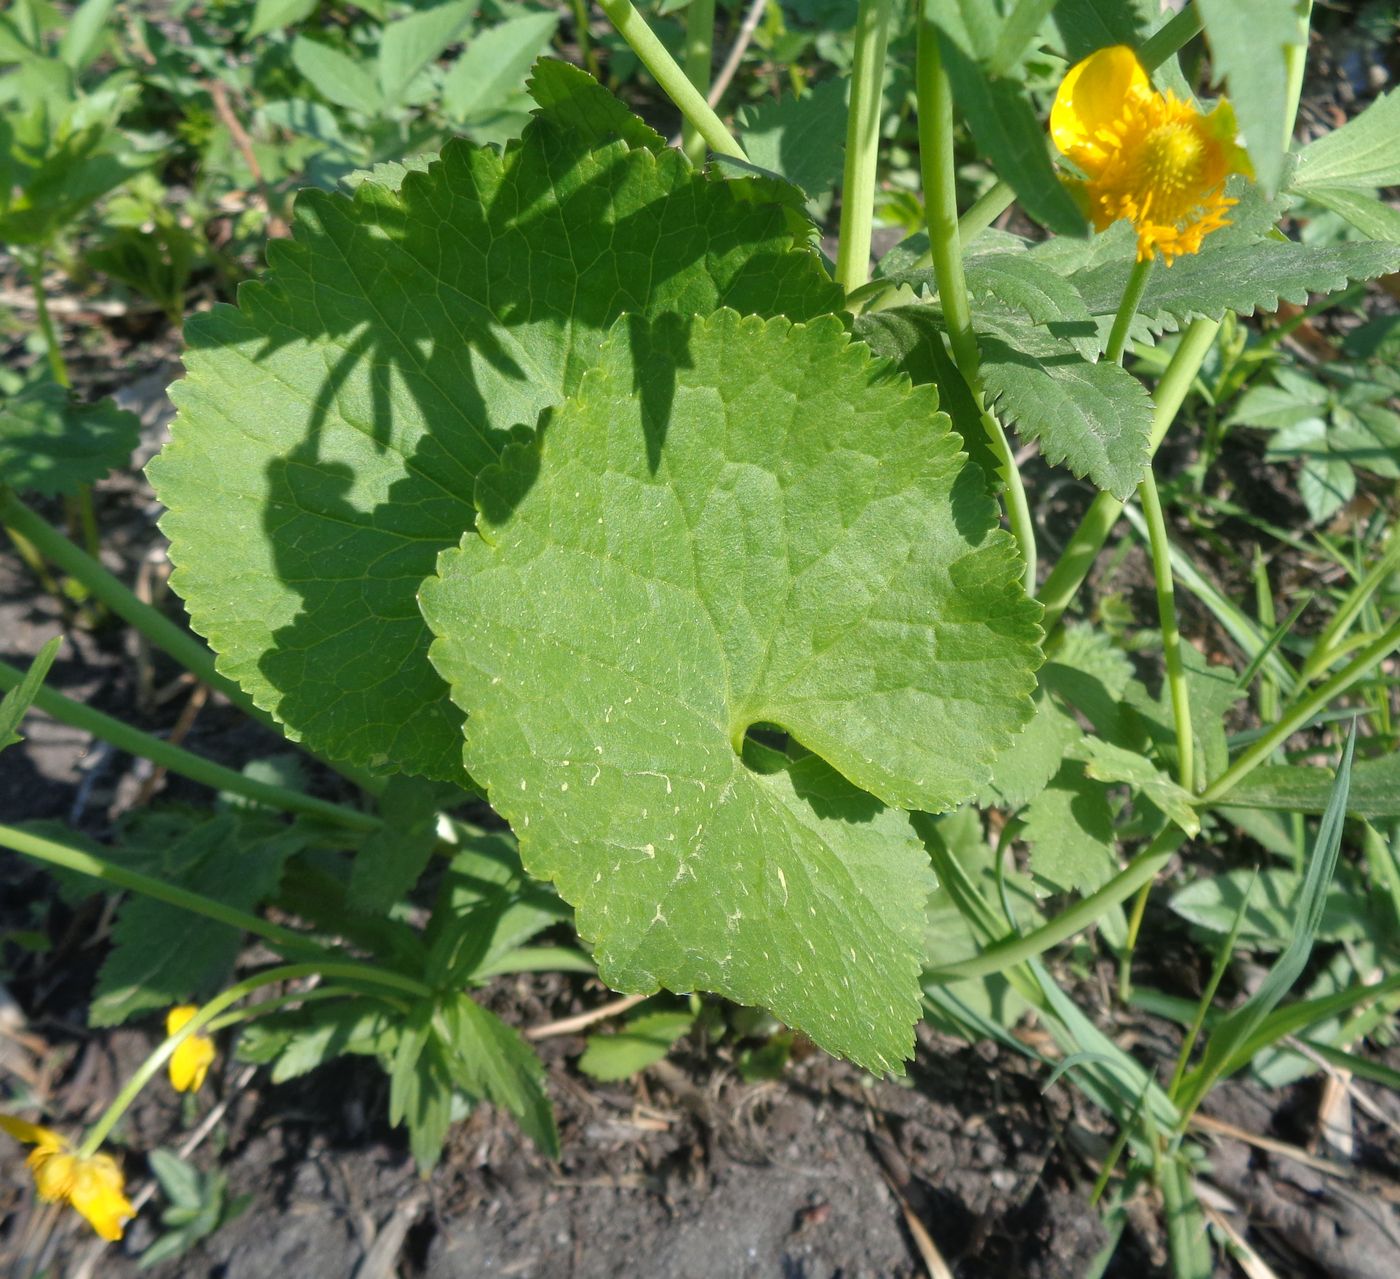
[[207, 79, 290, 238]]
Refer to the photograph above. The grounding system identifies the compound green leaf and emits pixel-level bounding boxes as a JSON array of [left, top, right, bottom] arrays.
[[150, 63, 838, 783], [421, 311, 1042, 1072], [376, 0, 476, 107], [0, 382, 139, 497], [977, 688, 1083, 809]]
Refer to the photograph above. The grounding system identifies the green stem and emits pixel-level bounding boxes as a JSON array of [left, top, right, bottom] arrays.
[[203, 985, 370, 1034], [1138, 470, 1194, 791], [1137, 4, 1203, 72], [569, 0, 601, 79], [1203, 617, 1400, 804], [0, 489, 250, 714], [835, 0, 894, 294], [924, 828, 1184, 984], [916, 14, 1036, 590], [1282, 1, 1314, 153], [77, 961, 429, 1156], [1038, 318, 1220, 635], [956, 180, 1014, 244], [595, 0, 745, 159], [1105, 258, 1154, 365], [0, 823, 324, 956], [26, 249, 70, 388], [681, 0, 716, 165], [0, 658, 380, 832], [1117, 878, 1151, 1003]]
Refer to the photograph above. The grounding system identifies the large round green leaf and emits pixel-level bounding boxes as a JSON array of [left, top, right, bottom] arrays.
[[421, 311, 1043, 1071], [148, 63, 838, 782]]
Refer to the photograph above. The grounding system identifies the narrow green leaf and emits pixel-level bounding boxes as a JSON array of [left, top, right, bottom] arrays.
[[1293, 89, 1400, 190], [377, 0, 477, 107], [441, 994, 558, 1156], [0, 635, 60, 753], [247, 0, 320, 39], [441, 13, 558, 120], [422, 311, 1042, 1073], [1300, 186, 1400, 244], [932, 26, 1087, 236], [1213, 754, 1400, 820], [1179, 725, 1356, 1115], [578, 1009, 694, 1081], [347, 776, 444, 912], [57, 0, 117, 69], [290, 37, 385, 113], [1196, 0, 1309, 195]]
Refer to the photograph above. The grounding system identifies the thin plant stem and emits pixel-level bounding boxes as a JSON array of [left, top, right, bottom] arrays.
[[1038, 318, 1221, 635], [1105, 257, 1154, 365], [1138, 470, 1194, 790], [0, 823, 325, 957], [568, 0, 600, 79], [1117, 879, 1151, 1003], [681, 0, 716, 164], [957, 180, 1014, 245], [1202, 618, 1400, 804], [0, 658, 382, 832], [0, 489, 250, 713], [835, 0, 894, 295], [1137, 5, 1203, 71], [0, 489, 382, 796], [25, 249, 70, 388], [924, 828, 1185, 984], [595, 0, 745, 159], [916, 13, 1037, 590], [77, 962, 429, 1157]]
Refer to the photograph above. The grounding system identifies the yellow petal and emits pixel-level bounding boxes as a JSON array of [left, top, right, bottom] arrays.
[[1052, 45, 1150, 166], [67, 1154, 133, 1242], [166, 1005, 198, 1036], [29, 1146, 78, 1202], [169, 1032, 216, 1093], [0, 1112, 68, 1151]]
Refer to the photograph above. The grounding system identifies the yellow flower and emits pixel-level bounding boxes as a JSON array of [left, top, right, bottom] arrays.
[[1051, 45, 1253, 264], [0, 1114, 134, 1241], [166, 1005, 216, 1093]]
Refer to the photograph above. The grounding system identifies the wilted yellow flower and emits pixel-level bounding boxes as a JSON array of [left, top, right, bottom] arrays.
[[0, 1114, 134, 1241], [1051, 45, 1253, 264], [166, 1005, 216, 1093]]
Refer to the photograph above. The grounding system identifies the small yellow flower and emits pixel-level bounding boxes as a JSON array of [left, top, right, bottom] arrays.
[[1051, 45, 1253, 264], [166, 1005, 216, 1094], [0, 1114, 134, 1241]]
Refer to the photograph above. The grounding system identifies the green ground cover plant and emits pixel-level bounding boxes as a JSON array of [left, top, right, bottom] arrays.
[[2, 2, 1399, 1274]]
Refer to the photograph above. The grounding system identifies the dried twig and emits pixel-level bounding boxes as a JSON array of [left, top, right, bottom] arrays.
[[525, 991, 647, 1039], [207, 80, 289, 238]]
